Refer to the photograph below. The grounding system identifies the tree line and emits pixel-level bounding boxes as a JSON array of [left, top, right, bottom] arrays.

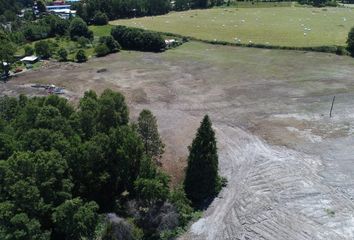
[[72, 0, 226, 22], [111, 25, 166, 52], [0, 90, 223, 240]]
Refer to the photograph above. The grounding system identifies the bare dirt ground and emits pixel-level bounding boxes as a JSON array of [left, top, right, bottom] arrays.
[[2, 42, 354, 239]]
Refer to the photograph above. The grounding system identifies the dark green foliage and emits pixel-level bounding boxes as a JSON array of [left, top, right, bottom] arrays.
[[347, 27, 354, 57], [95, 44, 110, 57], [52, 198, 98, 240], [192, 0, 208, 8], [37, 0, 46, 13], [57, 48, 68, 61], [0, 91, 137, 238], [0, 91, 194, 239], [75, 49, 87, 63], [0, 95, 19, 121], [0, 133, 16, 160], [97, 89, 129, 131], [73, 0, 170, 22], [174, 0, 191, 11], [134, 178, 169, 204], [169, 186, 193, 227], [102, 214, 143, 240], [20, 15, 69, 42], [92, 11, 109, 25], [184, 115, 221, 208], [77, 36, 90, 48], [34, 41, 52, 59], [0, 203, 50, 240], [297, 0, 337, 7], [137, 109, 164, 162], [99, 36, 121, 53], [0, 150, 72, 239], [24, 45, 34, 56], [69, 17, 93, 40], [0, 39, 16, 77], [111, 26, 166, 52], [23, 9, 35, 21]]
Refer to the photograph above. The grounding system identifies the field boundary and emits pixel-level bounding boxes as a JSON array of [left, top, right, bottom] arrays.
[[158, 30, 348, 55]]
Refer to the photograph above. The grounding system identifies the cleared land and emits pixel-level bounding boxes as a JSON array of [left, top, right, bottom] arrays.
[[2, 42, 354, 239], [111, 7, 354, 47]]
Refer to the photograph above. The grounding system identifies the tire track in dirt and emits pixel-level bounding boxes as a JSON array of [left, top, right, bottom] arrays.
[[182, 123, 354, 240]]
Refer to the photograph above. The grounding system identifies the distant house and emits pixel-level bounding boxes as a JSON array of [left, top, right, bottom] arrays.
[[20, 56, 39, 65], [46, 4, 71, 11], [46, 5, 76, 19], [65, 0, 81, 3]]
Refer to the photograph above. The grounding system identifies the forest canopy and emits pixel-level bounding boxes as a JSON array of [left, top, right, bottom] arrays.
[[0, 90, 194, 240]]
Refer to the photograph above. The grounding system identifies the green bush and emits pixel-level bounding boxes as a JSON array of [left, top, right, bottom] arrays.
[[95, 44, 110, 57], [76, 49, 87, 63], [347, 27, 354, 57], [111, 26, 166, 52], [34, 41, 52, 59], [77, 36, 90, 48], [57, 48, 68, 61], [69, 17, 93, 40], [99, 36, 121, 53], [92, 11, 109, 25], [24, 45, 34, 56]]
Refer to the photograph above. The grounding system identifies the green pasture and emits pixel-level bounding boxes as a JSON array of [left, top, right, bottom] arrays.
[[111, 7, 354, 47], [89, 25, 114, 37]]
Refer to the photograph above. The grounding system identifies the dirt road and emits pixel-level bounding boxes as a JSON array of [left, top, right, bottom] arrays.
[[2, 42, 354, 239]]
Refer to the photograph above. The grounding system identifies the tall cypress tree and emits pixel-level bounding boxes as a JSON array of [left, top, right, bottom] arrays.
[[184, 115, 221, 208]]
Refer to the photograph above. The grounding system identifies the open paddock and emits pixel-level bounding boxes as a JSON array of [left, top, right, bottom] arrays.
[[111, 7, 354, 47]]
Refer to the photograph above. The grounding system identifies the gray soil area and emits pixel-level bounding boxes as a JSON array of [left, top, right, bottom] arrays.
[[1, 42, 354, 239]]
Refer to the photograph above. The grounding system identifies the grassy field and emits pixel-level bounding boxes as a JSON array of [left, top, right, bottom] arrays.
[[89, 25, 114, 37], [111, 7, 354, 47]]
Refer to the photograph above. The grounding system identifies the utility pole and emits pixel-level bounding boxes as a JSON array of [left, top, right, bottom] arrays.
[[330, 96, 335, 118]]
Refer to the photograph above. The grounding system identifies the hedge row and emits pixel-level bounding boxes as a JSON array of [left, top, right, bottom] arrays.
[[154, 30, 349, 55], [111, 26, 166, 52]]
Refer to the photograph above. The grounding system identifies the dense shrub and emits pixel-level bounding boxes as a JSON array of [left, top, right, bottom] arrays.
[[77, 36, 90, 48], [99, 36, 121, 53], [21, 15, 69, 42], [69, 17, 93, 40], [76, 49, 87, 62], [111, 26, 166, 52], [34, 40, 52, 59], [347, 27, 354, 56], [57, 48, 68, 61], [73, 0, 170, 22], [92, 11, 108, 25], [95, 44, 110, 57], [24, 45, 34, 56], [102, 213, 143, 240]]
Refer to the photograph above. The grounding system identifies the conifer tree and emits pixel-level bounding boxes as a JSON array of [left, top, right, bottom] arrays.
[[137, 109, 164, 162], [184, 115, 221, 208]]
